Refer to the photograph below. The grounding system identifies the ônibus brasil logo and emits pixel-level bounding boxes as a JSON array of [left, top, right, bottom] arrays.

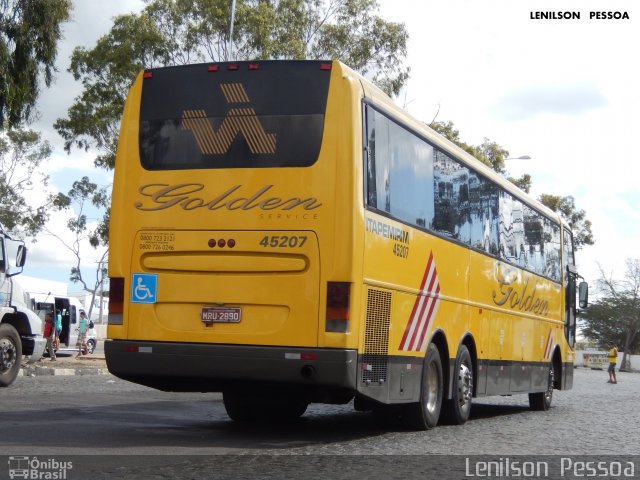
[[7, 456, 72, 479]]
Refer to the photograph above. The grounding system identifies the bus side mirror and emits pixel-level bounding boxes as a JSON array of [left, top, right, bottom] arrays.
[[578, 281, 588, 309], [16, 245, 27, 268]]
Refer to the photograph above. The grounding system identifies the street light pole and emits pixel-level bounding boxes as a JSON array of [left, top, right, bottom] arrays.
[[229, 0, 236, 60], [505, 155, 531, 160]]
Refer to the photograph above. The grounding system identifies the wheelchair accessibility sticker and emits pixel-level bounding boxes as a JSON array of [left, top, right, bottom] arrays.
[[131, 273, 158, 304]]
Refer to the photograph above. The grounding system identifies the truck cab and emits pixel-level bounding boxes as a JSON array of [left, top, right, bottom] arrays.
[[0, 225, 45, 386]]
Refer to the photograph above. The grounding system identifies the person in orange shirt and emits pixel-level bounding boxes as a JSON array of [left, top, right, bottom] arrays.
[[607, 343, 618, 384]]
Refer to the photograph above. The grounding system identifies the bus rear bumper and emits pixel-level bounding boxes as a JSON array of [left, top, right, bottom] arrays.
[[105, 339, 358, 394]]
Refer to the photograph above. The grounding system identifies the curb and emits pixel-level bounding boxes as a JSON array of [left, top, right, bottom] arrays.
[[19, 357, 110, 377], [19, 366, 110, 377]]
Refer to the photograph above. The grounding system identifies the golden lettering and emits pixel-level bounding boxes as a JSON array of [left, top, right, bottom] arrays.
[[134, 183, 322, 213], [492, 276, 549, 316]]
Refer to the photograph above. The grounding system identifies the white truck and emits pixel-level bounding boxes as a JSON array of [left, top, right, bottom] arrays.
[[0, 225, 45, 386]]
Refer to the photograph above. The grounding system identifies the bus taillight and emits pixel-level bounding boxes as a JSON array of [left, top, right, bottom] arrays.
[[325, 282, 350, 333], [108, 277, 124, 325]]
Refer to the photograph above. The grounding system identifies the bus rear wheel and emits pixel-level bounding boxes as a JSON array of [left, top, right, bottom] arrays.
[[529, 363, 554, 411], [223, 390, 309, 422], [401, 343, 443, 430], [442, 344, 473, 424]]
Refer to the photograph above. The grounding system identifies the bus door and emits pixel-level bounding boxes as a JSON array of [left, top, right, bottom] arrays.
[[562, 229, 577, 389]]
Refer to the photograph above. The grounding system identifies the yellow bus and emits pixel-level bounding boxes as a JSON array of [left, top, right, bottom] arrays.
[[105, 60, 588, 429]]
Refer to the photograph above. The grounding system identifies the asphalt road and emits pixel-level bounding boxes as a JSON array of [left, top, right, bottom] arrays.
[[1, 367, 638, 479]]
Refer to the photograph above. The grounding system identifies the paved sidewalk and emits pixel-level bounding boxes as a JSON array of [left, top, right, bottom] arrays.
[[20, 353, 109, 377]]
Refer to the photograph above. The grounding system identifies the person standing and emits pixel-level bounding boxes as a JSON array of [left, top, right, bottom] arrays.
[[607, 343, 618, 384], [76, 310, 89, 357], [54, 309, 63, 350], [43, 312, 56, 361]]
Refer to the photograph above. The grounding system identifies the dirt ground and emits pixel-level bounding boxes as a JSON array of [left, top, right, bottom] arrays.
[[32, 353, 107, 369]]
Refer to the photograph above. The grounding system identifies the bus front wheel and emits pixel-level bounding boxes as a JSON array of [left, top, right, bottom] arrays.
[[401, 343, 443, 430]]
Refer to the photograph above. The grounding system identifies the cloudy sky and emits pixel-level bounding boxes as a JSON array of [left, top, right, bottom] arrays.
[[24, 0, 639, 295]]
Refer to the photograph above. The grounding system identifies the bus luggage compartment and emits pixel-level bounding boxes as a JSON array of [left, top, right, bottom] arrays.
[[127, 230, 320, 347]]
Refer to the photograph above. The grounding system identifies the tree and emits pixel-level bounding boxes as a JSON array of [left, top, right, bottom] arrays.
[[429, 120, 594, 249], [55, 0, 409, 170], [48, 176, 110, 320], [538, 194, 594, 249], [0, 0, 72, 127], [581, 259, 640, 371], [0, 128, 50, 236], [430, 122, 500, 169]]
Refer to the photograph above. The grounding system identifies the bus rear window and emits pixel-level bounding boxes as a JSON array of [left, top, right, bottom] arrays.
[[139, 61, 331, 170]]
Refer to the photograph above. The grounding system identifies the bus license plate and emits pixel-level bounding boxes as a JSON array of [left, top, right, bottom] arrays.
[[201, 307, 242, 323]]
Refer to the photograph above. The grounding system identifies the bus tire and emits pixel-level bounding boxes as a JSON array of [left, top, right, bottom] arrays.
[[442, 344, 473, 425], [223, 390, 308, 422], [0, 323, 22, 387], [529, 362, 554, 411], [401, 343, 443, 430]]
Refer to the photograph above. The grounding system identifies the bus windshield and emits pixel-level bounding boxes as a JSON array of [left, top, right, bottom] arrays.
[[139, 61, 331, 170]]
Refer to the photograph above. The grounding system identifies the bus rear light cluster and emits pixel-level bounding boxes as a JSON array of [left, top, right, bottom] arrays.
[[208, 238, 236, 248], [325, 282, 351, 333], [207, 63, 253, 72], [108, 277, 124, 325], [124, 345, 152, 353], [205, 62, 330, 73]]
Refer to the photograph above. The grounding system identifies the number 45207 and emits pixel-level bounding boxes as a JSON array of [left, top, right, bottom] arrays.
[[259, 235, 307, 248]]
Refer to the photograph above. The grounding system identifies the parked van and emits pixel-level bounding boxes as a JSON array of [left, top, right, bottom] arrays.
[[32, 296, 97, 355]]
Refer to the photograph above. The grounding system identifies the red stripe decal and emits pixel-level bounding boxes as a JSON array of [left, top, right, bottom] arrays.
[[399, 252, 441, 352]]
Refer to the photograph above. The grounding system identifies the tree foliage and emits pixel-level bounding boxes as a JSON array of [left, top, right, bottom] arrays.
[[429, 120, 594, 250], [55, 0, 409, 170], [49, 176, 110, 318], [0, 0, 72, 127], [581, 259, 640, 369], [538, 194, 594, 249], [431, 121, 510, 173], [0, 128, 50, 236]]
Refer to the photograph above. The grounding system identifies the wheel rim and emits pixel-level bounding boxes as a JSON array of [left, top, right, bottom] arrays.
[[545, 366, 554, 403], [425, 362, 440, 414], [457, 362, 473, 409], [0, 337, 17, 373]]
